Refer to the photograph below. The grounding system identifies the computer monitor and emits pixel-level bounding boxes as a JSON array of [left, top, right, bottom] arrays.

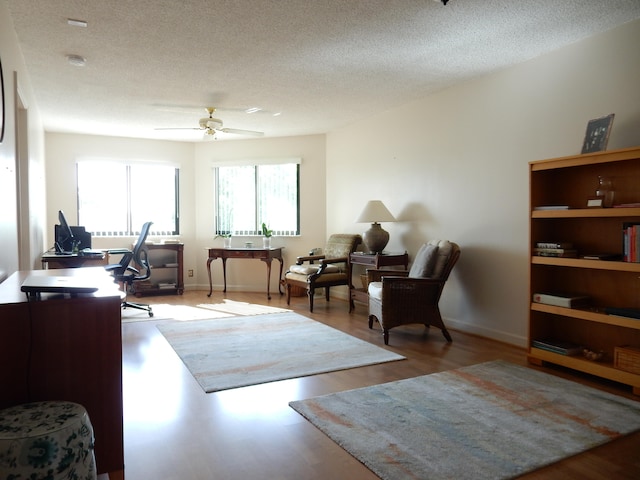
[[55, 210, 75, 253]]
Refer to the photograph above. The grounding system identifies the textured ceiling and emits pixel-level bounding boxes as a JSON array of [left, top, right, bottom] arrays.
[[6, 0, 640, 142]]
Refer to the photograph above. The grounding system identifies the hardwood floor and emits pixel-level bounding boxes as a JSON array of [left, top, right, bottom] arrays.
[[108, 290, 639, 479]]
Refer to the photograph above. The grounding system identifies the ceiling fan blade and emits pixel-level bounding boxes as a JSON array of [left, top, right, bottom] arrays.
[[220, 127, 264, 137], [154, 127, 203, 131]]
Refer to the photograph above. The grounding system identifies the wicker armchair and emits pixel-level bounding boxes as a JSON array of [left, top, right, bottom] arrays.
[[284, 234, 362, 312], [367, 240, 460, 345]]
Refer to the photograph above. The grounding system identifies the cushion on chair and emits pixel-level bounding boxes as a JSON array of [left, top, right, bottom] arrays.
[[288, 264, 340, 275], [408, 243, 439, 278], [427, 239, 453, 279], [368, 281, 383, 300]]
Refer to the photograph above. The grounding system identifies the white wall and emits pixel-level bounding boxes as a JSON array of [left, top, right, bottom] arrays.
[[0, 2, 46, 278], [193, 134, 326, 293], [41, 19, 640, 348], [326, 19, 640, 346], [45, 133, 326, 293]]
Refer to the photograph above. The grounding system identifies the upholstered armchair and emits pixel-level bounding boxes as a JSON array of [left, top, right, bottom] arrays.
[[367, 239, 460, 345], [284, 234, 362, 312]]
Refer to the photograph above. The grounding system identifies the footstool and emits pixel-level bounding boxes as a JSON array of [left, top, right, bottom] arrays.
[[0, 401, 97, 479]]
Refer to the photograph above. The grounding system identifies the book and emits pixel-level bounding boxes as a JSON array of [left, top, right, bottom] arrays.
[[532, 339, 584, 356], [532, 292, 590, 308], [604, 307, 640, 320], [533, 205, 570, 211], [623, 223, 640, 262], [581, 253, 621, 260], [613, 202, 640, 208], [535, 242, 574, 249], [533, 248, 578, 258]]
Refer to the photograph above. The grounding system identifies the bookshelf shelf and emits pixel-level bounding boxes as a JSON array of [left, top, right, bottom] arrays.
[[133, 243, 184, 296], [528, 146, 640, 395]]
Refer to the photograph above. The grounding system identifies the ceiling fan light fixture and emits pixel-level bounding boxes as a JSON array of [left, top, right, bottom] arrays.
[[66, 54, 86, 67], [67, 18, 88, 27]]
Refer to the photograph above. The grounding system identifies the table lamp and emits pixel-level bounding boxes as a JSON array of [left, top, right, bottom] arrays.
[[356, 200, 395, 254]]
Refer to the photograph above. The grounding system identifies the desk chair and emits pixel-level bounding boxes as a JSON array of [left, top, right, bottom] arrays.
[[105, 221, 154, 317]]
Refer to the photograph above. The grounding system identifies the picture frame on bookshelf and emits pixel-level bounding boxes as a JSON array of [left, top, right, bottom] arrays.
[[587, 196, 604, 208], [581, 113, 614, 154]]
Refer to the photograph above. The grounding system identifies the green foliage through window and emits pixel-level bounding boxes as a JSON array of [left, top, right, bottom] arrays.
[[215, 163, 300, 236]]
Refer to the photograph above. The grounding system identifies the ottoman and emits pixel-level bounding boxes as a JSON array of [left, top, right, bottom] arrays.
[[0, 401, 97, 480]]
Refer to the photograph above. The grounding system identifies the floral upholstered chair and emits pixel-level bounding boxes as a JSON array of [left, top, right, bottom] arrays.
[[284, 234, 362, 312], [367, 239, 460, 345]]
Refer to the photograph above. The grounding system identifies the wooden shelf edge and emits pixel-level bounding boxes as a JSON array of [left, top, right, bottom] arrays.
[[531, 207, 640, 218], [528, 347, 640, 391], [530, 303, 640, 329], [531, 256, 640, 272], [529, 146, 640, 170]]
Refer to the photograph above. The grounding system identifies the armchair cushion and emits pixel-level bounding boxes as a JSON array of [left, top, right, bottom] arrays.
[[408, 243, 439, 278], [428, 239, 454, 279], [289, 264, 340, 275]]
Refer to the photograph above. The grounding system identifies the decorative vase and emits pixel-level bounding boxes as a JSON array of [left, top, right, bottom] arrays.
[[223, 237, 231, 248], [263, 237, 271, 248], [595, 176, 615, 207]]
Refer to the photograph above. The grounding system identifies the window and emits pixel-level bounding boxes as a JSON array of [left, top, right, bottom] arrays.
[[77, 161, 179, 236], [215, 162, 299, 236]]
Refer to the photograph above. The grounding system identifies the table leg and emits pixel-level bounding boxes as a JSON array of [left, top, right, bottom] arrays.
[[277, 258, 284, 295], [262, 258, 273, 299], [221, 258, 228, 292], [207, 257, 214, 297]]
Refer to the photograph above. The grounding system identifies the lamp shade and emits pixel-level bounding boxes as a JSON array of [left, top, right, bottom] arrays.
[[356, 201, 395, 254], [355, 200, 395, 223]]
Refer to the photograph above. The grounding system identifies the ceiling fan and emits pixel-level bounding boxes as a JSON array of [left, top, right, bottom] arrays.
[[155, 107, 264, 138]]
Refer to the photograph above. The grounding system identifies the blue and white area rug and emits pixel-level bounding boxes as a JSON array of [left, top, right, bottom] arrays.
[[290, 360, 640, 480], [157, 312, 405, 392]]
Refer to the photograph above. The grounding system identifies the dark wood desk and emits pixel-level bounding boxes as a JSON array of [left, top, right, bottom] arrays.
[[206, 247, 284, 299], [0, 268, 124, 478], [41, 251, 107, 269], [349, 251, 409, 312]]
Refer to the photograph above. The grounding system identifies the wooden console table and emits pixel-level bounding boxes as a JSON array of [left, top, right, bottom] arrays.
[[0, 267, 124, 478], [206, 247, 284, 299], [349, 251, 408, 312]]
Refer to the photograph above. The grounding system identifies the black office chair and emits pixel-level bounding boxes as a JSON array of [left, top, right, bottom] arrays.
[[105, 221, 154, 317]]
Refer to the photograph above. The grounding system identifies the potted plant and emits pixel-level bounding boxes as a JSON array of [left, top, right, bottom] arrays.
[[261, 223, 273, 248], [215, 232, 232, 248]]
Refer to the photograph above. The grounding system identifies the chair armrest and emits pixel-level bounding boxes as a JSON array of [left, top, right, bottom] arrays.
[[321, 256, 348, 265], [296, 254, 325, 265], [366, 269, 409, 282]]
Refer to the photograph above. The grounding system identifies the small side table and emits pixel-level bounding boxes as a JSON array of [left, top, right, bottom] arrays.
[[349, 251, 408, 312]]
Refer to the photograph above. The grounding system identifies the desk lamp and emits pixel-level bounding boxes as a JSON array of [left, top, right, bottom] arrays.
[[356, 200, 395, 254]]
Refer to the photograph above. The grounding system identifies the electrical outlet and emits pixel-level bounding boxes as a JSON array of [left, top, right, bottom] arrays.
[[188, 269, 194, 277]]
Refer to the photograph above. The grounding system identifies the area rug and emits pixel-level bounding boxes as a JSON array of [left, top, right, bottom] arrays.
[[289, 360, 640, 480], [157, 312, 405, 392], [122, 300, 290, 322]]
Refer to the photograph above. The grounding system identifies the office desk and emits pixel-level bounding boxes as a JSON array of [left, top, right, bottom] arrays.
[[0, 268, 124, 478], [206, 247, 284, 299], [41, 251, 107, 269]]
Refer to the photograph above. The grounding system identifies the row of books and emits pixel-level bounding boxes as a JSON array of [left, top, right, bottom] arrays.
[[623, 223, 640, 262], [534, 240, 627, 261]]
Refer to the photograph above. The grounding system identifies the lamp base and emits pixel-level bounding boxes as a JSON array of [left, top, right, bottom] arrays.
[[363, 222, 389, 254]]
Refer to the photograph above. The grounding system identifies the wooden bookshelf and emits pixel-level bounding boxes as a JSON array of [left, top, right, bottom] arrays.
[[528, 146, 640, 394], [133, 242, 184, 296]]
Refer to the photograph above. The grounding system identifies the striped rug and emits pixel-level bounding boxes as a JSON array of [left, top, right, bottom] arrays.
[[290, 360, 640, 480]]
